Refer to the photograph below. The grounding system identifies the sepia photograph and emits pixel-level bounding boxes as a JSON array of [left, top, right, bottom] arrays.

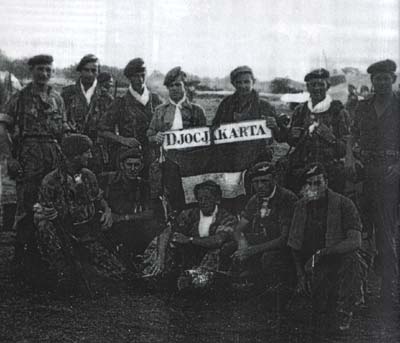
[[0, 0, 399, 342]]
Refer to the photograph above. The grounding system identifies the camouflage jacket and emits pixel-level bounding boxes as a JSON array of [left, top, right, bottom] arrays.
[[99, 90, 162, 146], [38, 167, 104, 224], [6, 82, 68, 140], [61, 81, 113, 140], [287, 100, 349, 166]]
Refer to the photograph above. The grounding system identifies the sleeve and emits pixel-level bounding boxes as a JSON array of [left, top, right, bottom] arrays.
[[57, 93, 71, 134], [195, 104, 207, 127], [342, 197, 362, 233], [215, 210, 238, 235], [147, 106, 163, 138], [286, 104, 304, 147], [212, 98, 227, 126], [241, 196, 258, 222], [98, 97, 121, 133], [82, 169, 104, 204], [4, 91, 19, 132], [280, 192, 298, 239], [333, 109, 350, 158]]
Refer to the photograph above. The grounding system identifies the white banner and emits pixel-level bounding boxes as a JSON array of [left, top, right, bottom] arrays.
[[162, 119, 271, 150]]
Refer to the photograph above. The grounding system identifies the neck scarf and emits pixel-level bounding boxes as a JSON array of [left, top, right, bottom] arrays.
[[80, 79, 97, 105], [129, 84, 150, 106], [169, 95, 187, 130], [307, 94, 332, 113], [198, 205, 218, 238]]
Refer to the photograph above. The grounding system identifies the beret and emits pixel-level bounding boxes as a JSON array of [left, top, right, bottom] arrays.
[[367, 59, 396, 75], [124, 58, 146, 78], [304, 68, 330, 82], [302, 163, 327, 183], [118, 146, 143, 164], [193, 180, 222, 199], [248, 162, 276, 180], [61, 134, 93, 158], [76, 54, 99, 72], [230, 65, 254, 84], [27, 54, 53, 67], [164, 66, 187, 87], [97, 71, 112, 83]]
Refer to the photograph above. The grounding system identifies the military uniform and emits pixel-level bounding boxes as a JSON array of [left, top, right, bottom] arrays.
[[286, 100, 349, 193], [98, 171, 163, 266], [62, 82, 114, 173], [236, 186, 297, 287], [353, 92, 400, 301], [288, 189, 367, 317], [35, 167, 125, 287], [99, 89, 161, 169], [6, 82, 67, 257]]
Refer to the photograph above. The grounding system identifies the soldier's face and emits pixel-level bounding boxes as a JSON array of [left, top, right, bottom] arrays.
[[80, 62, 99, 86], [101, 78, 113, 92], [371, 72, 395, 95], [122, 157, 143, 180], [76, 149, 92, 168], [251, 174, 276, 198], [168, 80, 185, 103], [196, 188, 218, 216], [130, 72, 146, 93], [302, 174, 327, 200], [233, 73, 254, 96], [307, 80, 328, 103], [31, 63, 53, 85]]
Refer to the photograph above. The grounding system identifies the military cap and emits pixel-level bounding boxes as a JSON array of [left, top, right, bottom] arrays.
[[164, 66, 187, 87], [118, 146, 143, 165], [61, 134, 93, 159], [76, 54, 99, 72], [230, 65, 254, 84], [304, 68, 330, 82], [124, 58, 146, 78], [302, 163, 327, 183], [248, 162, 276, 180], [97, 71, 112, 83], [27, 54, 53, 67], [193, 180, 222, 200], [367, 59, 396, 75]]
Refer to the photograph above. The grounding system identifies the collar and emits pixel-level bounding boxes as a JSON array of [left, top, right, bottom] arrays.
[[80, 79, 97, 104], [168, 94, 188, 108], [128, 84, 150, 106], [307, 94, 332, 113], [259, 185, 277, 202]]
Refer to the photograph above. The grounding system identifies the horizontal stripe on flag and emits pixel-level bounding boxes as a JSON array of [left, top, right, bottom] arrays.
[[181, 171, 245, 203]]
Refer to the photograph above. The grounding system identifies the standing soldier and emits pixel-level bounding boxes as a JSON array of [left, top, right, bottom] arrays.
[[61, 54, 113, 173], [99, 58, 162, 174], [353, 59, 400, 307], [4, 55, 68, 265], [286, 68, 350, 194]]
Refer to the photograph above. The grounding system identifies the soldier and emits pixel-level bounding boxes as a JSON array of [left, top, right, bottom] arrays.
[[5, 54, 68, 266], [286, 68, 350, 194], [353, 59, 400, 307], [34, 134, 124, 291], [141, 180, 237, 291], [232, 162, 297, 297], [97, 71, 114, 97], [99, 58, 162, 173], [98, 147, 163, 267], [61, 54, 113, 173], [288, 163, 366, 332], [345, 84, 359, 125], [147, 66, 207, 211], [212, 65, 285, 159]]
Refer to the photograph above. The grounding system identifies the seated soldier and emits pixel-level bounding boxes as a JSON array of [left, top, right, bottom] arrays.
[[33, 134, 125, 293], [141, 180, 237, 291], [97, 147, 163, 269], [288, 163, 367, 332], [232, 162, 297, 296]]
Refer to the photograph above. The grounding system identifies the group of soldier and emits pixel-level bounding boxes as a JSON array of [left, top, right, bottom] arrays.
[[0, 53, 399, 333]]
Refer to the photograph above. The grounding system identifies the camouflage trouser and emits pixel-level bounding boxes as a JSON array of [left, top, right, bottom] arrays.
[[35, 220, 125, 287], [306, 251, 367, 315], [14, 139, 62, 261]]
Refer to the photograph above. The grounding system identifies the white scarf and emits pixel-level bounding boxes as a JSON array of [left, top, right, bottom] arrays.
[[129, 85, 150, 106], [198, 205, 218, 238], [307, 94, 332, 113], [169, 95, 187, 130], [80, 79, 97, 105]]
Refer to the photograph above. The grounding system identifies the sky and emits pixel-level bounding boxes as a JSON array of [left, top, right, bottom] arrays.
[[0, 0, 398, 81]]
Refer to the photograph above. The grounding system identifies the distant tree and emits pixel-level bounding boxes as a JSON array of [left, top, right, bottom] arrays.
[[270, 78, 295, 94], [342, 67, 360, 75]]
